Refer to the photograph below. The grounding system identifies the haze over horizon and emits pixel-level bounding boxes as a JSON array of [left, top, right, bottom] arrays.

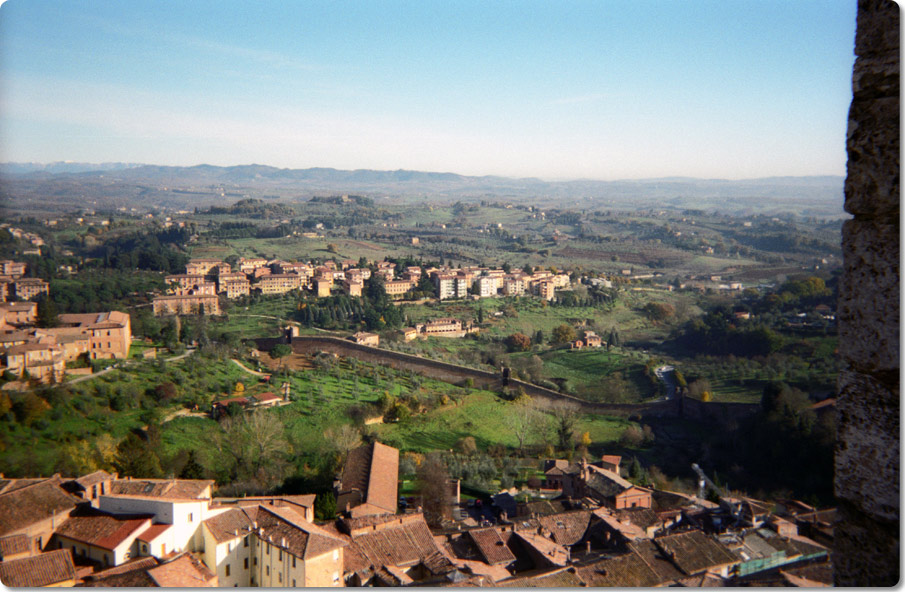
[[0, 0, 856, 181]]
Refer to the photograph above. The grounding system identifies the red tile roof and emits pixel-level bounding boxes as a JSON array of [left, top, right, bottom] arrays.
[[341, 512, 451, 576], [147, 552, 217, 587], [110, 478, 213, 500], [136, 523, 171, 543], [653, 530, 740, 575], [0, 549, 76, 587], [255, 505, 347, 560], [202, 507, 257, 544], [53, 511, 152, 551], [0, 533, 30, 558], [0, 475, 78, 537], [468, 527, 516, 565], [336, 442, 399, 515], [535, 510, 593, 547]]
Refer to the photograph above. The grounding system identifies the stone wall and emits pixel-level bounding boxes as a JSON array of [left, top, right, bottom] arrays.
[[257, 335, 763, 423], [835, 0, 899, 585]]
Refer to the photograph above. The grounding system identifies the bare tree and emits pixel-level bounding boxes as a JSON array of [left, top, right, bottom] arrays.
[[506, 396, 543, 454], [416, 453, 453, 527], [214, 411, 291, 488]]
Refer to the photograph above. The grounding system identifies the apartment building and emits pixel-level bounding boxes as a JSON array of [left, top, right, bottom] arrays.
[[13, 278, 49, 301], [258, 274, 301, 295], [384, 279, 414, 298], [153, 294, 221, 316], [0, 260, 26, 277], [477, 276, 497, 298], [56, 311, 132, 359], [186, 259, 231, 277], [238, 257, 269, 275]]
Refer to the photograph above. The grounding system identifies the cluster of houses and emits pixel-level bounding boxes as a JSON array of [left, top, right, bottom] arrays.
[[0, 441, 831, 587], [0, 259, 49, 304], [2, 226, 44, 256], [0, 300, 131, 384], [152, 257, 573, 317]]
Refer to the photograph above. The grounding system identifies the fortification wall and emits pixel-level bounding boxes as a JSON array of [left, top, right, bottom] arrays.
[[834, 0, 899, 585]]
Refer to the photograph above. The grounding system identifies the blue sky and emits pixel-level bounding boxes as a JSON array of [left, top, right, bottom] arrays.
[[0, 0, 857, 180]]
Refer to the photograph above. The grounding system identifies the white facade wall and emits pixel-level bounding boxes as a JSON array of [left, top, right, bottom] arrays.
[[98, 496, 225, 554], [202, 526, 253, 588]]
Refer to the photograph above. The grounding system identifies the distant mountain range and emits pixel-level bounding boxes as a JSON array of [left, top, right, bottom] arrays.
[[0, 162, 846, 216]]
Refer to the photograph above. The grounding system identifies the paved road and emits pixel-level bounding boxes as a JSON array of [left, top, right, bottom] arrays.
[[65, 347, 197, 384], [654, 365, 677, 400]]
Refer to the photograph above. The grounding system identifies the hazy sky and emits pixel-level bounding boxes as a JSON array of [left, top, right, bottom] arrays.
[[0, 0, 856, 180]]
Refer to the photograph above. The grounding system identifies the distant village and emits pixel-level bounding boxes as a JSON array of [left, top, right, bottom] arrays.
[[0, 440, 832, 587], [152, 256, 575, 317]]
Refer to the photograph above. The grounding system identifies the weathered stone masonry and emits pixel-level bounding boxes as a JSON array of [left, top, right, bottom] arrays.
[[835, 0, 899, 585]]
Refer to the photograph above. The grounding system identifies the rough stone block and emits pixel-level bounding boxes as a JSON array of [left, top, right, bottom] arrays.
[[835, 367, 900, 522], [837, 219, 899, 372], [852, 52, 900, 99], [855, 0, 900, 57], [844, 97, 900, 217], [834, 500, 900, 586]]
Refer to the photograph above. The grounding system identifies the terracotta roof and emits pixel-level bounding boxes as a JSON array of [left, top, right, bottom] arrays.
[[110, 478, 213, 500], [468, 527, 516, 565], [336, 442, 399, 515], [84, 556, 159, 579], [0, 549, 76, 587], [497, 565, 583, 587], [342, 512, 450, 575], [255, 505, 347, 560], [72, 470, 114, 489], [53, 510, 152, 551], [0, 533, 30, 558], [0, 475, 78, 537], [212, 494, 314, 513], [513, 531, 570, 568], [202, 507, 256, 543], [535, 510, 592, 547], [614, 507, 660, 530], [575, 552, 664, 587], [584, 465, 633, 499], [147, 552, 217, 587], [627, 539, 686, 583], [136, 523, 172, 543], [675, 572, 728, 587], [600, 455, 622, 467], [653, 531, 740, 575]]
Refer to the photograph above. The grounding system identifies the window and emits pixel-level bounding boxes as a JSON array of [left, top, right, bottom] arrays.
[[36, 536, 42, 550], [104, 554, 109, 566], [279, 549, 282, 561], [292, 556, 296, 568], [188, 513, 194, 522], [244, 558, 248, 570], [244, 537, 248, 548], [266, 545, 270, 556], [226, 565, 230, 577], [266, 566, 270, 576], [278, 573, 282, 584], [292, 580, 296, 587], [142, 544, 148, 553], [254, 557, 258, 566], [228, 542, 232, 552]]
